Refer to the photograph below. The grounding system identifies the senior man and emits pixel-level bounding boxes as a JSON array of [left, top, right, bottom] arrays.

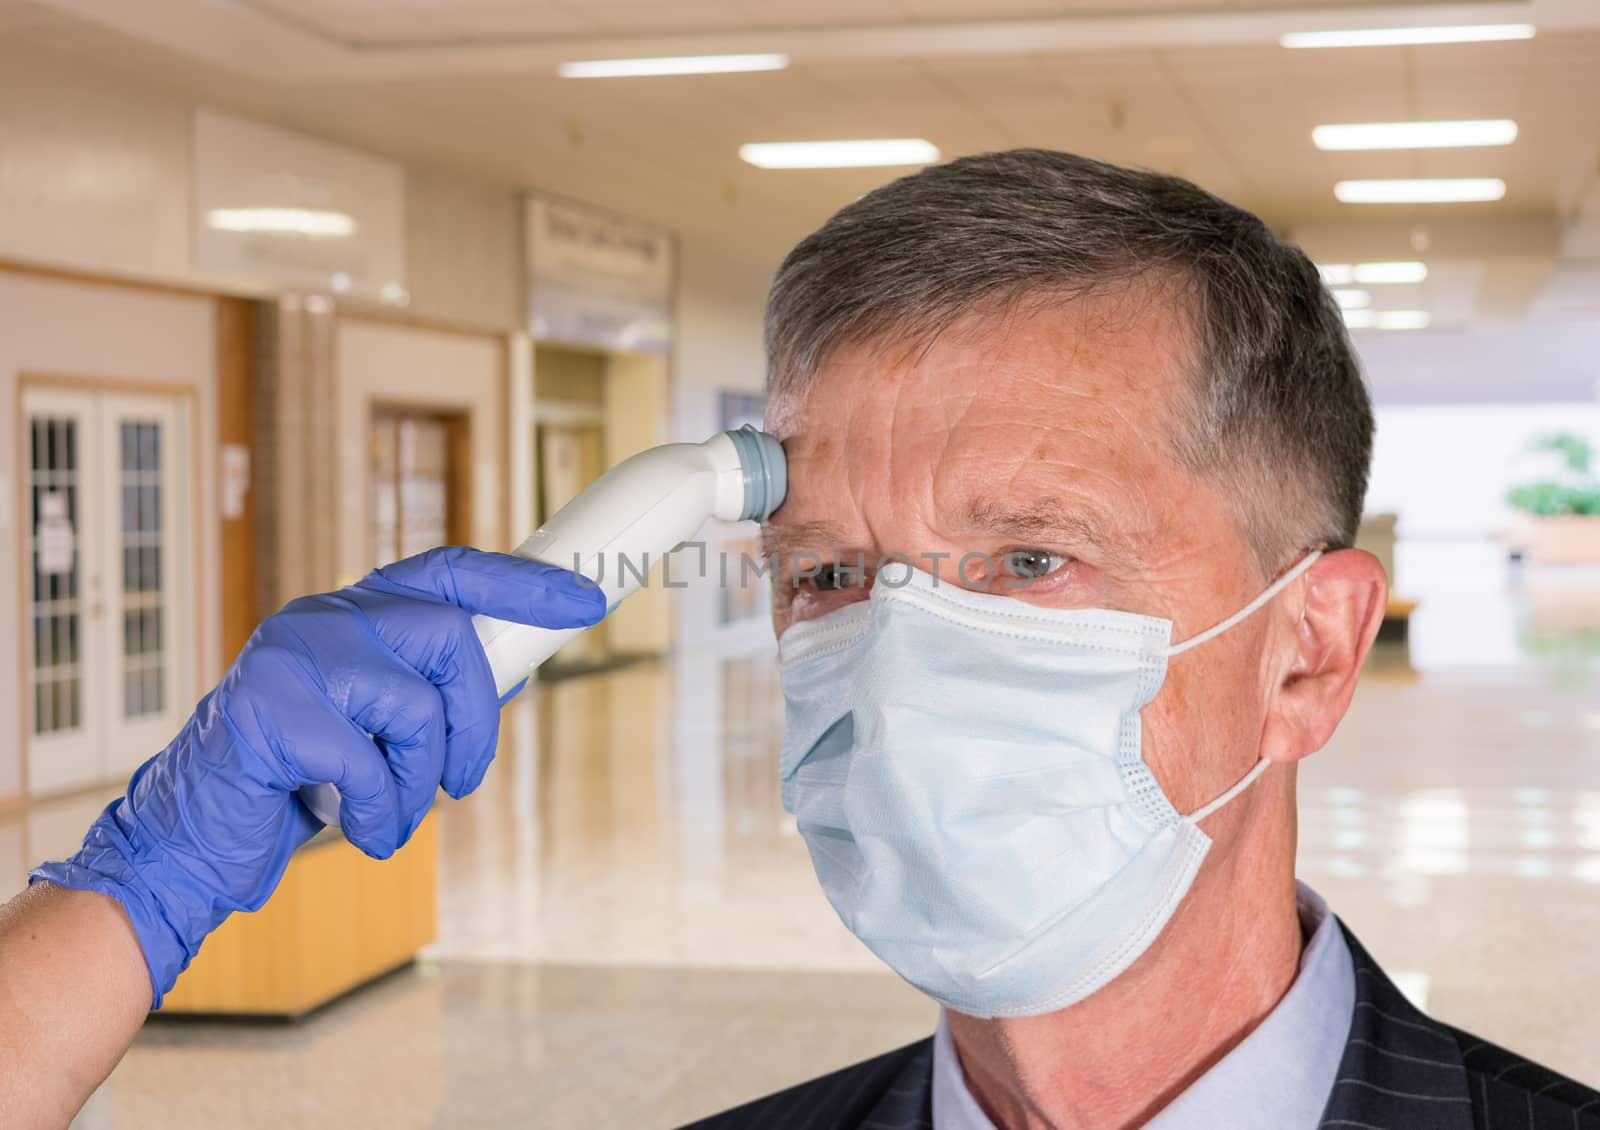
[[0, 149, 1595, 1130], [687, 150, 1600, 1129]]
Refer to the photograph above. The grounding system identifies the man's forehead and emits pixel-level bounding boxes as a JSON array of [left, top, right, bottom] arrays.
[[771, 289, 1193, 443], [764, 294, 1188, 559]]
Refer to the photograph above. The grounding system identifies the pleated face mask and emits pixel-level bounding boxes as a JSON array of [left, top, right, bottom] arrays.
[[777, 552, 1320, 1019]]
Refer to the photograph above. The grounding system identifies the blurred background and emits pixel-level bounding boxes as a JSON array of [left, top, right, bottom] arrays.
[[1, 0, 1598, 1126]]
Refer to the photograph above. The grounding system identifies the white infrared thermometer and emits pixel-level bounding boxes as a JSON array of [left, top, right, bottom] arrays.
[[301, 426, 786, 828]]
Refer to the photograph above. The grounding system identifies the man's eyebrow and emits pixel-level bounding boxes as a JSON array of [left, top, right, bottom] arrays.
[[961, 499, 1129, 556], [760, 520, 855, 557]]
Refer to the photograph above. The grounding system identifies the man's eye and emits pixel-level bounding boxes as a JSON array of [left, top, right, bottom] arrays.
[[1001, 549, 1064, 580], [811, 564, 863, 591]]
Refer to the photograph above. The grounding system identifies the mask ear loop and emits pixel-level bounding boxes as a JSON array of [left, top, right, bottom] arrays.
[[1189, 758, 1272, 822], [1166, 548, 1325, 823], [1165, 549, 1324, 658]]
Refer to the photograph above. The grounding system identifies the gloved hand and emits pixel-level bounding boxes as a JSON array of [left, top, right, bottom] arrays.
[[30, 547, 604, 1008]]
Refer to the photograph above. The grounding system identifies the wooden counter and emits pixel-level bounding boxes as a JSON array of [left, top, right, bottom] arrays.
[[160, 817, 437, 1017]]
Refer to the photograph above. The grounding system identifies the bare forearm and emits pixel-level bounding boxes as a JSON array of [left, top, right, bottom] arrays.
[[0, 882, 152, 1129]]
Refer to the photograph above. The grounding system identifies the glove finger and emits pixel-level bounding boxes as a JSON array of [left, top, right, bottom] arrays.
[[435, 642, 499, 800], [230, 613, 438, 858], [371, 546, 606, 628], [238, 673, 406, 860], [266, 592, 497, 804], [338, 596, 501, 800], [334, 744, 406, 861], [338, 661, 449, 841]]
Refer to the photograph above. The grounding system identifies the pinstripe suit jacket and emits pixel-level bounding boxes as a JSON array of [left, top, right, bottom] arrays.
[[682, 923, 1600, 1130]]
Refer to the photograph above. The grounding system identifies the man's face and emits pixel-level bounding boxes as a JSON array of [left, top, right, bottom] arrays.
[[765, 288, 1299, 815]]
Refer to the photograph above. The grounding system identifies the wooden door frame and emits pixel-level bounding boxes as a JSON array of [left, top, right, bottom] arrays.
[[13, 372, 204, 801], [216, 297, 258, 666]]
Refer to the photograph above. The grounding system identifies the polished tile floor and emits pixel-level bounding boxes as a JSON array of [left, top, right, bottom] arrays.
[[4, 538, 1595, 1128]]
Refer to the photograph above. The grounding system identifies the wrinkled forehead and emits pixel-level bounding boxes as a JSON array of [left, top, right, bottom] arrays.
[[768, 288, 1199, 476]]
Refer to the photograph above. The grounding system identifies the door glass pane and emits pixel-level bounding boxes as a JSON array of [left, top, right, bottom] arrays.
[[398, 418, 449, 559], [370, 412, 454, 568], [370, 416, 399, 568], [120, 419, 165, 718], [29, 415, 83, 734]]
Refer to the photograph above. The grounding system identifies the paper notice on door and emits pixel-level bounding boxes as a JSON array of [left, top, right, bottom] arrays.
[[220, 443, 251, 520], [38, 492, 76, 574]]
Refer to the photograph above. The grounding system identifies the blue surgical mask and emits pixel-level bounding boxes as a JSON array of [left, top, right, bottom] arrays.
[[777, 551, 1321, 1018]]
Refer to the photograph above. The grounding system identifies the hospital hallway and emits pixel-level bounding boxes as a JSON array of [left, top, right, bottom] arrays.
[[1, 539, 1594, 1129]]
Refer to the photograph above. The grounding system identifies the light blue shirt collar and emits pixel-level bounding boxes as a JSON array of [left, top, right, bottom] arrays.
[[932, 882, 1355, 1129]]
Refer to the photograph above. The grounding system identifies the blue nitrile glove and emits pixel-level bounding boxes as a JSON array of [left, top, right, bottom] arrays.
[[30, 546, 604, 1007]]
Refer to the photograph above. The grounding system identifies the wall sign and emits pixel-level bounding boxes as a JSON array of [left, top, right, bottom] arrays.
[[526, 195, 674, 355]]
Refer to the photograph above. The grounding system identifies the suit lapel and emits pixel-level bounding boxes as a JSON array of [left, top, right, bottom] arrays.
[[854, 1038, 935, 1129], [1317, 923, 1474, 1130]]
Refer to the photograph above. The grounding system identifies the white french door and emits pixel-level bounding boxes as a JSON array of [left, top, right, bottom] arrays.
[[22, 386, 194, 796]]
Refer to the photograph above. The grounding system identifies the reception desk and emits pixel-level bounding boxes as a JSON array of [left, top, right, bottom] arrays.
[[160, 817, 437, 1017]]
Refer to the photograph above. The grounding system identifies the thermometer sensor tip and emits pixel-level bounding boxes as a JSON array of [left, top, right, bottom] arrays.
[[725, 425, 786, 523]]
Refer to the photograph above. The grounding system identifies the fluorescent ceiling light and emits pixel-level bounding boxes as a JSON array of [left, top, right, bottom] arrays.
[[1354, 261, 1428, 284], [1282, 24, 1535, 49], [739, 139, 940, 169], [207, 207, 355, 237], [1342, 309, 1374, 329], [1375, 310, 1432, 330], [1318, 262, 1428, 285], [1334, 178, 1506, 204], [1313, 119, 1518, 151], [560, 53, 788, 78], [1332, 289, 1371, 310]]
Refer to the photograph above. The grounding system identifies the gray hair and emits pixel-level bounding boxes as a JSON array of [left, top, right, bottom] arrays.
[[764, 148, 1373, 575]]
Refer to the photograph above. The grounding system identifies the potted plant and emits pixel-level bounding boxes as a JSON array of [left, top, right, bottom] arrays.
[[1507, 433, 1600, 563]]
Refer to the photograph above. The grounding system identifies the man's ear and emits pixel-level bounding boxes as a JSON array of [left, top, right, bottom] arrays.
[[1259, 549, 1388, 765]]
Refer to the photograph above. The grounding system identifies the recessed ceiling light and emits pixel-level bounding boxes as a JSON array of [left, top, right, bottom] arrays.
[[1375, 310, 1432, 330], [1282, 24, 1535, 49], [560, 53, 789, 78], [1318, 262, 1429, 285], [1332, 288, 1371, 309], [206, 207, 355, 237], [1313, 119, 1518, 151], [1334, 178, 1506, 204], [739, 139, 941, 169]]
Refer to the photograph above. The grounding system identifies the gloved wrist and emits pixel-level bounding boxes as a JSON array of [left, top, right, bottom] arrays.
[[30, 792, 200, 1010], [27, 697, 305, 1010]]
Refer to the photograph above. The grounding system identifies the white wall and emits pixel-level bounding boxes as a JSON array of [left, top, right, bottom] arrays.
[[0, 50, 196, 288], [670, 245, 778, 655], [0, 43, 522, 332], [1368, 404, 1600, 539], [672, 245, 773, 444], [404, 165, 523, 330], [0, 272, 220, 798], [1355, 315, 1600, 539]]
